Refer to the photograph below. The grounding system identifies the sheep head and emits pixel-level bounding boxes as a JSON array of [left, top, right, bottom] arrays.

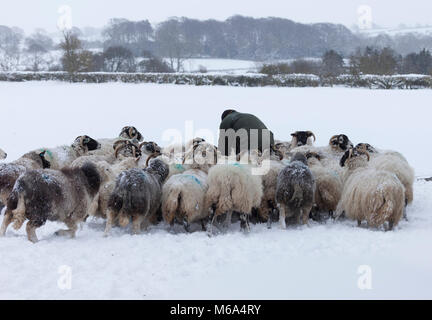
[[183, 142, 218, 171], [113, 140, 142, 160], [146, 158, 169, 183], [340, 147, 370, 168], [329, 134, 354, 152], [291, 131, 316, 148], [139, 141, 162, 156], [72, 135, 101, 155], [291, 152, 308, 165], [356, 143, 378, 154], [119, 126, 143, 142]]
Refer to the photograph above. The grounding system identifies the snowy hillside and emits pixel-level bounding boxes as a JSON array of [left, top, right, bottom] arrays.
[[0, 82, 431, 299]]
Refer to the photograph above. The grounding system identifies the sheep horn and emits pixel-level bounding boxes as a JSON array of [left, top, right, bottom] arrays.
[[113, 139, 128, 149], [357, 148, 370, 162], [128, 127, 135, 139], [114, 144, 123, 159], [145, 152, 160, 167], [308, 131, 316, 142], [138, 141, 148, 150], [329, 135, 339, 145], [132, 145, 137, 159]]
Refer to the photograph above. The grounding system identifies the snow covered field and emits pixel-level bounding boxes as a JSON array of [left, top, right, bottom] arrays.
[[0, 82, 431, 299]]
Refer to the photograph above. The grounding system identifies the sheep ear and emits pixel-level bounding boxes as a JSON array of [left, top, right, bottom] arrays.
[[291, 133, 297, 137]]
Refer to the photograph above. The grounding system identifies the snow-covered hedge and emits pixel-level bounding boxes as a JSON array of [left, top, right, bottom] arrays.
[[0, 71, 431, 89]]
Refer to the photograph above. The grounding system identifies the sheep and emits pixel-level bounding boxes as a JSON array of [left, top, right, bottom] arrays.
[[335, 147, 405, 230], [0, 136, 98, 236], [5, 162, 101, 242], [204, 151, 263, 234], [72, 140, 146, 221], [89, 126, 143, 157], [162, 137, 206, 157], [161, 142, 217, 232], [305, 151, 343, 220], [273, 131, 315, 159], [0, 148, 6, 161], [246, 149, 285, 227], [104, 158, 169, 236], [276, 153, 316, 228], [356, 143, 414, 218], [70, 139, 142, 168], [33, 135, 101, 170]]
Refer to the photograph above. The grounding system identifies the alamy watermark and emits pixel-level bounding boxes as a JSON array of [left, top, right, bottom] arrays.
[[357, 265, 372, 290], [57, 265, 72, 290], [357, 5, 373, 30], [57, 5, 73, 31]]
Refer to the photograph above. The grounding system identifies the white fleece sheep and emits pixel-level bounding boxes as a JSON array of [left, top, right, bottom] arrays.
[[335, 148, 405, 230], [356, 144, 415, 206], [161, 142, 217, 232], [205, 152, 263, 233]]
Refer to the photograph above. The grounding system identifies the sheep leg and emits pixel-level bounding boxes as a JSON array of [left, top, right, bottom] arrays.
[[26, 222, 38, 243], [357, 220, 362, 227], [301, 206, 312, 225], [55, 219, 78, 238], [132, 214, 144, 235], [183, 218, 191, 233], [240, 213, 250, 233], [200, 219, 207, 231], [104, 209, 115, 237], [207, 209, 217, 237], [267, 209, 273, 229], [278, 205, 287, 230], [223, 211, 232, 231], [0, 209, 14, 236]]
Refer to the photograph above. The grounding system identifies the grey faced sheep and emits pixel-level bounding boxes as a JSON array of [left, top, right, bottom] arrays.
[[335, 147, 405, 230], [204, 151, 263, 234], [104, 158, 169, 236], [276, 153, 316, 228], [0, 136, 98, 236], [305, 151, 343, 220], [161, 142, 217, 232], [4, 162, 101, 242]]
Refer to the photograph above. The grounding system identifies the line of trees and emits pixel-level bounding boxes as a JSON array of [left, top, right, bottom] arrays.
[[260, 48, 432, 76]]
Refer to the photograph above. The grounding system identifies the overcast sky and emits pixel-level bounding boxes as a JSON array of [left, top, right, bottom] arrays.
[[1, 0, 431, 33]]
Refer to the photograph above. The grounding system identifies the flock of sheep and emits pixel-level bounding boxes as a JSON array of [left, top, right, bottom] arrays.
[[0, 126, 415, 243]]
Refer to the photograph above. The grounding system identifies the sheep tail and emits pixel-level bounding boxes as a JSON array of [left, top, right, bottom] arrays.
[[369, 197, 394, 228], [7, 191, 26, 230], [162, 188, 182, 224], [320, 188, 338, 211], [290, 183, 304, 208]]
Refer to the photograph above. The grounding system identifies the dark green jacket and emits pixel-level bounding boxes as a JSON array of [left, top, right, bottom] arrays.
[[218, 111, 274, 156]]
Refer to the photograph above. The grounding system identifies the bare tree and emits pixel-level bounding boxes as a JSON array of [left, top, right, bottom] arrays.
[[155, 19, 188, 72], [103, 46, 136, 72], [59, 30, 93, 74]]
